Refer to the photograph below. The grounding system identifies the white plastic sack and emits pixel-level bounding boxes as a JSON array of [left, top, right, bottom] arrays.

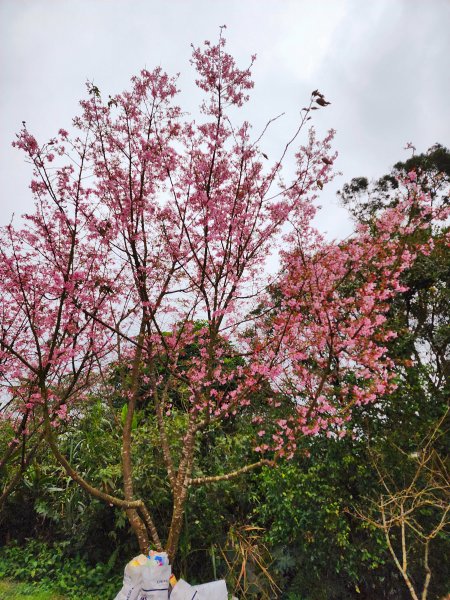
[[169, 579, 198, 600], [170, 578, 228, 600], [139, 563, 171, 600], [114, 554, 148, 600], [193, 579, 228, 600]]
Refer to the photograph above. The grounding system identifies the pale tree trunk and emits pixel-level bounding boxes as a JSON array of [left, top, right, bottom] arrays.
[[421, 540, 431, 600], [166, 418, 198, 561], [122, 324, 153, 553], [382, 507, 420, 600], [127, 509, 150, 554]]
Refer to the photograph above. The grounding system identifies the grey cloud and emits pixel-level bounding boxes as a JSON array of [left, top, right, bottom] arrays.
[[1, 0, 448, 238]]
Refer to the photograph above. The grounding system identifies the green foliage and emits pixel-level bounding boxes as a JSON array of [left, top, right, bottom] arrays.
[[0, 539, 121, 600], [253, 439, 389, 599]]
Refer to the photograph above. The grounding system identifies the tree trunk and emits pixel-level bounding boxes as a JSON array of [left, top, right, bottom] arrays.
[[166, 419, 197, 561], [127, 508, 150, 554]]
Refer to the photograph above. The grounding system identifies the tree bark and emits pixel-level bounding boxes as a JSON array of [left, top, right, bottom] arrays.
[[122, 323, 152, 553], [166, 417, 197, 561]]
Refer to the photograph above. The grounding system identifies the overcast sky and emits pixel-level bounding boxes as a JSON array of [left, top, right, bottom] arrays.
[[1, 0, 449, 239]]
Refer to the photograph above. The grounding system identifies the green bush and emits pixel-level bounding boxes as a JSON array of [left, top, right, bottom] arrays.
[[0, 539, 122, 600]]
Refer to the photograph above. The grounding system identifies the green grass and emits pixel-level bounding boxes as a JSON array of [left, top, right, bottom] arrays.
[[0, 580, 65, 600]]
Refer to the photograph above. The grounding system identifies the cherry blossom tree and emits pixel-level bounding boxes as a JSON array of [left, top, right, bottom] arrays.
[[0, 29, 446, 560]]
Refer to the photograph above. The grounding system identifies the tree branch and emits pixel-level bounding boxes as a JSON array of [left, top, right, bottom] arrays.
[[189, 459, 274, 485]]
